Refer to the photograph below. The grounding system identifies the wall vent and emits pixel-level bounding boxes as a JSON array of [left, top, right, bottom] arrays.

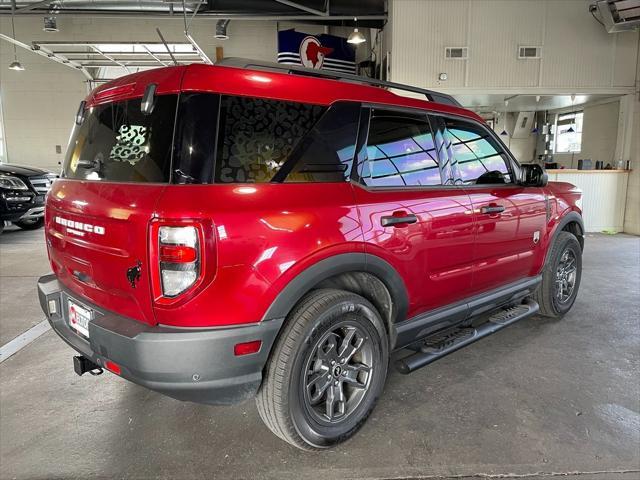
[[518, 46, 541, 59], [445, 47, 468, 60]]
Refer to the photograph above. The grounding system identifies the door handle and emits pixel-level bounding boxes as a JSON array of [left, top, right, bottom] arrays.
[[480, 205, 505, 215], [381, 213, 418, 227]]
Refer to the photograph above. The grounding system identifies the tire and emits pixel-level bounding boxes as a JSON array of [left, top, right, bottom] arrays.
[[533, 231, 582, 318], [256, 289, 388, 450], [14, 217, 44, 230]]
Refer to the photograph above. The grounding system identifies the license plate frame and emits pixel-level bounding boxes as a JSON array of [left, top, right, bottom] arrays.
[[68, 299, 92, 339]]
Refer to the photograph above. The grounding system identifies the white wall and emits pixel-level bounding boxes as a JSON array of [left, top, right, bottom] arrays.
[[549, 171, 629, 232], [0, 16, 369, 171], [389, 0, 638, 92]]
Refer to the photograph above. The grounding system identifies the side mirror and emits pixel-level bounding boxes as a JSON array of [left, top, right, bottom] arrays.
[[520, 163, 548, 187]]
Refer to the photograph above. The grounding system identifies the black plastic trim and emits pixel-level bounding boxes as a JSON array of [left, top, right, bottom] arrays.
[[548, 211, 584, 257], [38, 274, 283, 405], [261, 253, 409, 325], [393, 275, 542, 350]]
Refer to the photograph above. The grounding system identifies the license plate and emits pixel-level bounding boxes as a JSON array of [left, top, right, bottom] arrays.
[[36, 195, 45, 202], [68, 300, 92, 338]]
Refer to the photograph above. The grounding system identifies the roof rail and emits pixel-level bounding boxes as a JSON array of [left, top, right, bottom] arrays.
[[217, 57, 462, 108]]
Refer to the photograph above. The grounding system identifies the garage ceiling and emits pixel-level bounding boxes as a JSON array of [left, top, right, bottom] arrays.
[[456, 93, 622, 113], [0, 1, 387, 27]]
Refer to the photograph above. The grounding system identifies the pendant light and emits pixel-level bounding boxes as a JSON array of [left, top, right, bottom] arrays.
[[500, 100, 509, 136], [8, 8, 25, 71], [566, 94, 576, 133], [347, 17, 366, 45], [531, 96, 541, 133]]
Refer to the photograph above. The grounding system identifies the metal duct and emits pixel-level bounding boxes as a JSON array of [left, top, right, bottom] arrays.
[[215, 19, 230, 39]]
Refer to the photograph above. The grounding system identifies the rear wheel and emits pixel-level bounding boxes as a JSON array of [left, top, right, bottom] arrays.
[[14, 217, 44, 230], [256, 289, 388, 450], [534, 231, 582, 318]]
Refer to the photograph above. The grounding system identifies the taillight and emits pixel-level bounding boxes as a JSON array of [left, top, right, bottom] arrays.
[[158, 225, 200, 298]]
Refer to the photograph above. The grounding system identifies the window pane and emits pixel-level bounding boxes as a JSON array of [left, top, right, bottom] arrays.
[[214, 95, 325, 183], [555, 111, 583, 153], [437, 117, 512, 185], [360, 112, 441, 187], [63, 95, 177, 183], [173, 93, 219, 184], [279, 102, 360, 183]]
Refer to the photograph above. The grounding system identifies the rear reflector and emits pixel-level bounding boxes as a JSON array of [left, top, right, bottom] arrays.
[[104, 360, 121, 375], [234, 340, 262, 356]]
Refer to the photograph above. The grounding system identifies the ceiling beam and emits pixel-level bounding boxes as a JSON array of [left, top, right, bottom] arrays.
[[273, 0, 328, 16], [0, 9, 385, 21], [15, 0, 54, 13]]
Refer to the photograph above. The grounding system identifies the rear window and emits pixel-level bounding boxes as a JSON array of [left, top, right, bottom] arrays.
[[63, 95, 177, 182]]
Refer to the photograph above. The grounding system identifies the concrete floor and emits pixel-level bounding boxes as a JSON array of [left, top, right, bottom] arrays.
[[1, 229, 639, 480]]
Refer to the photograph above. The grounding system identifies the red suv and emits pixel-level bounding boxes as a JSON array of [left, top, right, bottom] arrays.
[[38, 60, 583, 450]]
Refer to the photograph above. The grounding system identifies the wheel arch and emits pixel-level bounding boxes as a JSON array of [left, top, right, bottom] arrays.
[[261, 253, 409, 346], [545, 211, 584, 267]]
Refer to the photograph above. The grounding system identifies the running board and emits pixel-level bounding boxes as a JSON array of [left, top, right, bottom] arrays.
[[395, 299, 539, 374]]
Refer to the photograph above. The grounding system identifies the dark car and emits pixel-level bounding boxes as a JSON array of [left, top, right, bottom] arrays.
[[37, 61, 583, 450], [0, 164, 57, 234]]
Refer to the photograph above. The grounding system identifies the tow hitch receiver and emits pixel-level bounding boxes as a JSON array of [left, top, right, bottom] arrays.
[[73, 355, 103, 376]]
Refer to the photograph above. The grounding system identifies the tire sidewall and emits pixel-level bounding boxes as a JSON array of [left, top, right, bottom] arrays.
[[548, 234, 582, 315], [288, 297, 388, 448]]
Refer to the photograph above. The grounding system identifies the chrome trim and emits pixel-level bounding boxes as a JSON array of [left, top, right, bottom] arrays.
[[19, 206, 45, 220]]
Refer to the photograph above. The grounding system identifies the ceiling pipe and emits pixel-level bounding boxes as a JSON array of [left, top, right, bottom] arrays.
[[0, 9, 386, 21], [215, 19, 230, 39]]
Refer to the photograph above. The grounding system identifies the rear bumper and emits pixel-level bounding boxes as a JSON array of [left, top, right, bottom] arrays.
[[38, 274, 283, 405]]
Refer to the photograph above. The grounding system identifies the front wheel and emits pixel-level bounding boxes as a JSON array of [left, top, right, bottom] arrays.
[[14, 217, 44, 230], [534, 231, 582, 318], [256, 289, 388, 450]]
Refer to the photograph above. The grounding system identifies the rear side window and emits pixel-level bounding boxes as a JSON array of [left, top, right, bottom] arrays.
[[274, 102, 360, 183], [432, 116, 513, 185], [358, 110, 442, 187], [63, 95, 177, 182], [214, 96, 325, 183]]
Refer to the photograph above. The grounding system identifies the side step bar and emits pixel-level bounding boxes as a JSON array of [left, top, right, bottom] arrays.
[[395, 299, 539, 374]]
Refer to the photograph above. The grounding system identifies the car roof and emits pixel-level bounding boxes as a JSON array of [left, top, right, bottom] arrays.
[[87, 63, 483, 123]]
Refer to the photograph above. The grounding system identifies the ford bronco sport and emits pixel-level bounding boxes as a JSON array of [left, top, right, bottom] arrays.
[[38, 59, 583, 450]]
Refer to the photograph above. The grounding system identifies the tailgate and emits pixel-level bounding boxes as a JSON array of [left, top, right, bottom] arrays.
[[46, 180, 164, 324]]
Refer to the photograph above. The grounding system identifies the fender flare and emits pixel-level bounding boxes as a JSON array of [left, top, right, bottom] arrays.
[[261, 253, 409, 324], [545, 211, 584, 266]]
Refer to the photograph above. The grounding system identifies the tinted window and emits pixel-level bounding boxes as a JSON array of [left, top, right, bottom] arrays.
[[214, 95, 325, 183], [275, 102, 360, 183], [433, 116, 512, 185], [63, 95, 177, 182], [173, 93, 219, 184], [359, 111, 441, 187]]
